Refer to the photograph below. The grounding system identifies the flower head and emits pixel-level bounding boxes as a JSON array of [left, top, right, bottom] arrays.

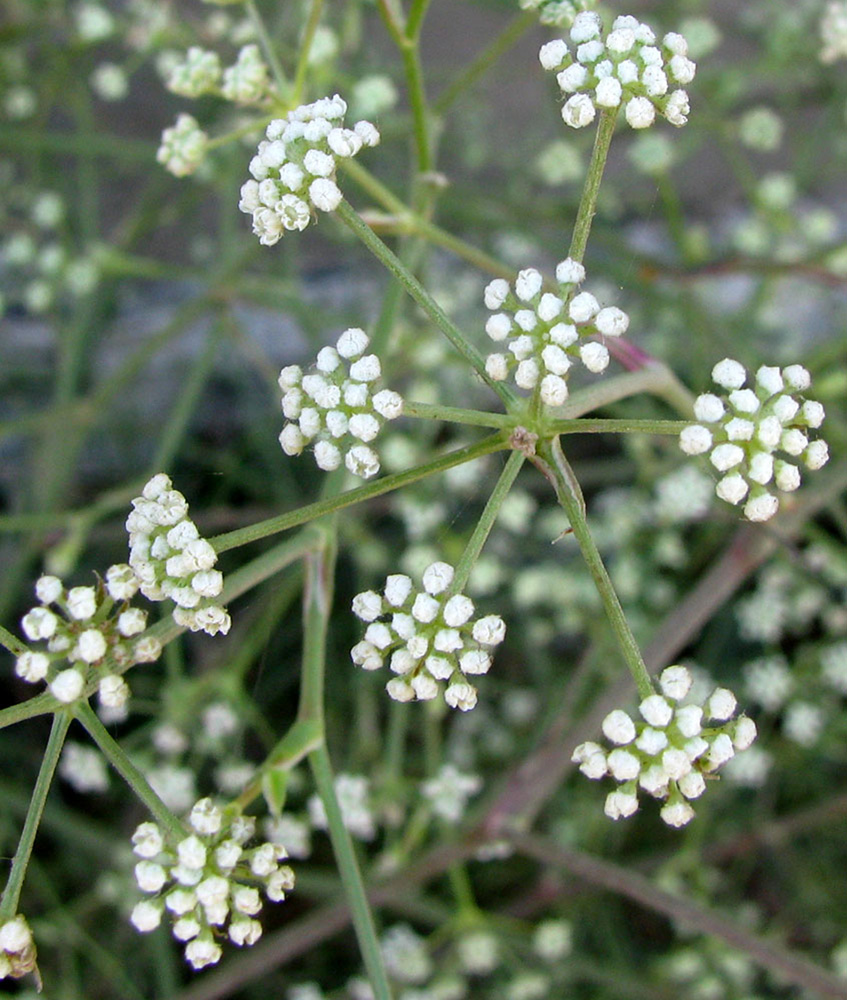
[[127, 473, 231, 635], [572, 665, 757, 827], [239, 94, 379, 245], [351, 562, 506, 710], [0, 914, 37, 981], [15, 567, 159, 709], [157, 114, 208, 178], [679, 360, 828, 522], [483, 258, 628, 401], [128, 799, 294, 969], [278, 329, 402, 479], [540, 14, 695, 129]]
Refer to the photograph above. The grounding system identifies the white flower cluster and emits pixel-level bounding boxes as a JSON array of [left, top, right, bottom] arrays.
[[129, 798, 295, 970], [519, 0, 596, 28], [539, 13, 695, 129], [278, 328, 403, 479], [167, 44, 270, 103], [127, 473, 231, 635], [572, 665, 757, 827], [679, 359, 828, 522], [421, 764, 482, 822], [483, 258, 629, 403], [820, 1, 847, 63], [157, 113, 208, 177], [167, 46, 220, 97], [15, 568, 160, 708], [0, 915, 36, 981], [238, 94, 379, 246], [351, 561, 506, 711]]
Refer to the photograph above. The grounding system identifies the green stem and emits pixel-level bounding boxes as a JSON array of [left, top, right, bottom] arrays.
[[244, 0, 291, 101], [434, 10, 535, 114], [548, 417, 690, 436], [310, 747, 393, 999], [451, 449, 525, 593], [296, 523, 393, 998], [292, 0, 325, 103], [534, 437, 653, 699], [0, 711, 70, 919], [74, 702, 185, 839], [402, 400, 513, 429], [0, 624, 27, 658], [335, 200, 515, 405], [210, 433, 508, 553], [401, 42, 432, 175], [568, 109, 618, 264]]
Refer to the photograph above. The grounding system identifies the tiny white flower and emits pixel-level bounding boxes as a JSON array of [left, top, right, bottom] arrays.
[[15, 651, 50, 683], [604, 788, 639, 819], [658, 665, 692, 701], [602, 709, 636, 745], [444, 681, 478, 711], [660, 800, 695, 827], [712, 358, 747, 389], [50, 668, 85, 703], [744, 492, 779, 522], [579, 342, 609, 373], [35, 574, 63, 604]]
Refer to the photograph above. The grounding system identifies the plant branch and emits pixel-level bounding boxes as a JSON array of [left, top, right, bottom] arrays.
[[0, 711, 70, 920]]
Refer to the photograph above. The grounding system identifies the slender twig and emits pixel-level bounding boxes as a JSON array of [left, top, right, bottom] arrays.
[[75, 702, 185, 839], [209, 433, 508, 553], [335, 200, 516, 405], [568, 109, 618, 264], [0, 711, 70, 920], [510, 832, 847, 1000]]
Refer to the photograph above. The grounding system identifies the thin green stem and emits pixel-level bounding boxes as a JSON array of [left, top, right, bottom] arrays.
[[335, 199, 515, 406], [0, 623, 27, 658], [402, 400, 513, 429], [548, 417, 690, 436], [401, 43, 432, 175], [568, 109, 618, 264], [534, 437, 653, 699], [406, 0, 432, 40], [74, 702, 185, 839], [0, 711, 70, 920], [434, 10, 535, 114], [292, 0, 325, 103], [309, 746, 393, 1000], [451, 450, 525, 594], [296, 522, 393, 998], [298, 527, 337, 728], [244, 0, 291, 100], [210, 433, 508, 553]]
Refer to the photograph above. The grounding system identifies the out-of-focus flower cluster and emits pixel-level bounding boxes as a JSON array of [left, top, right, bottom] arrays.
[[127, 474, 231, 636], [820, 1, 847, 64], [156, 113, 209, 178], [0, 916, 36, 982], [0, 188, 100, 317], [278, 328, 403, 479], [483, 257, 629, 403], [679, 359, 828, 522], [15, 568, 160, 708], [572, 665, 757, 826], [519, 0, 596, 28], [539, 13, 695, 129], [351, 562, 506, 711], [129, 798, 294, 970], [238, 94, 379, 245], [167, 43, 270, 104]]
